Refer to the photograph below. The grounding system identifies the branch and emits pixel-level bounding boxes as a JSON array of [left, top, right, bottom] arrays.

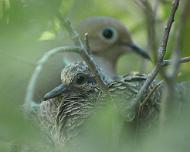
[[24, 46, 81, 113], [128, 0, 180, 116], [163, 56, 190, 66], [137, 0, 158, 61], [167, 0, 186, 78], [157, 0, 180, 62], [84, 33, 92, 54], [159, 0, 187, 125]]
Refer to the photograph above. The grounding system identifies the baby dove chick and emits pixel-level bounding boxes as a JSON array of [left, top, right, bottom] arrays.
[[39, 62, 160, 143]]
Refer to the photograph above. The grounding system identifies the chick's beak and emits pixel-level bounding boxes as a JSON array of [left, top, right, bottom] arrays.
[[44, 84, 67, 101], [126, 43, 151, 60]]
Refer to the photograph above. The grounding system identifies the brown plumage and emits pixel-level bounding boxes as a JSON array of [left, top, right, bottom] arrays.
[[37, 62, 164, 143], [36, 62, 190, 146]]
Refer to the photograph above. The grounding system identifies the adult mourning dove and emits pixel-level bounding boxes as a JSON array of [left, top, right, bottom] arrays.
[[34, 16, 150, 101], [67, 16, 150, 76]]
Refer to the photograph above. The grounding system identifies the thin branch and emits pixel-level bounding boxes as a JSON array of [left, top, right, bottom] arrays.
[[157, 0, 180, 62], [167, 0, 186, 78], [140, 81, 163, 108], [24, 46, 81, 113], [128, 0, 180, 116], [84, 33, 92, 54], [163, 56, 190, 66], [160, 0, 184, 81], [25, 16, 109, 113], [135, 80, 163, 136], [137, 0, 158, 61], [137, 80, 163, 118], [57, 15, 82, 46], [159, 0, 186, 126]]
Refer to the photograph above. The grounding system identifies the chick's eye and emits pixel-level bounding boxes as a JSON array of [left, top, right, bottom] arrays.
[[102, 28, 114, 39], [75, 75, 87, 85]]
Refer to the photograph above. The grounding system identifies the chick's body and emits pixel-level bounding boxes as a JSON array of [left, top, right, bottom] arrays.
[[38, 62, 161, 143]]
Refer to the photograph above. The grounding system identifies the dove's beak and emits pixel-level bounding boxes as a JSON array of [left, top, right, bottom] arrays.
[[123, 43, 151, 60], [44, 84, 67, 101], [128, 44, 151, 60]]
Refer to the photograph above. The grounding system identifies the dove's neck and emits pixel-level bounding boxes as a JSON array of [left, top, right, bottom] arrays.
[[93, 55, 117, 79], [62, 53, 118, 79]]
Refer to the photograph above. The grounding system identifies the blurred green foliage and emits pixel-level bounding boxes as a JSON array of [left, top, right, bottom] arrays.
[[0, 0, 190, 151]]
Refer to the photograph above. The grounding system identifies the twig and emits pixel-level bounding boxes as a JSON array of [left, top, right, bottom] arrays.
[[24, 46, 81, 112], [159, 0, 186, 126], [157, 0, 180, 62], [128, 0, 180, 115], [136, 0, 159, 73], [84, 33, 92, 54], [163, 56, 190, 66], [137, 0, 158, 61], [140, 81, 163, 109], [134, 80, 163, 139], [162, 0, 184, 81], [167, 0, 186, 79]]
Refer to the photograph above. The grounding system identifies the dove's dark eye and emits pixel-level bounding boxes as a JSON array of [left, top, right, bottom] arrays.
[[102, 28, 114, 39], [75, 74, 87, 85]]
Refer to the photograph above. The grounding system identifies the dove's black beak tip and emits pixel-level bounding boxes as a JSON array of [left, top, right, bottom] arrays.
[[128, 44, 151, 61]]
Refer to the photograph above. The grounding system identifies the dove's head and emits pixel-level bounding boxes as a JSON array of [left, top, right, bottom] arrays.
[[42, 62, 103, 141], [44, 62, 100, 101], [78, 16, 150, 63]]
